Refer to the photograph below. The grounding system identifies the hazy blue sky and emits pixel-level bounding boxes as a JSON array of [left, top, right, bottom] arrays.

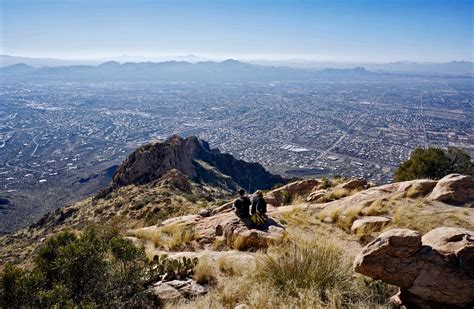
[[1, 0, 472, 62]]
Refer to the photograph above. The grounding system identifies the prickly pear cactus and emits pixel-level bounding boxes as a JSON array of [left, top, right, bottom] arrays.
[[148, 254, 198, 282]]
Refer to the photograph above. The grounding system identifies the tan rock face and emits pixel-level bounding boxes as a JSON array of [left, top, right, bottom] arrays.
[[350, 216, 391, 234], [112, 135, 284, 191], [428, 174, 474, 206], [152, 279, 208, 300], [354, 227, 474, 307], [156, 169, 193, 193], [152, 283, 182, 300], [306, 189, 327, 203], [113, 136, 199, 186], [265, 179, 319, 206], [337, 178, 368, 191]]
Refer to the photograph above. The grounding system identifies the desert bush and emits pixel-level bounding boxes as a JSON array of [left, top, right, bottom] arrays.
[[0, 227, 153, 307], [183, 193, 198, 203], [320, 176, 332, 189], [395, 147, 473, 181], [0, 263, 44, 307]]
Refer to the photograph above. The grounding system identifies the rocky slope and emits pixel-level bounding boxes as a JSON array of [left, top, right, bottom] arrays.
[[0, 136, 284, 265], [119, 174, 472, 307], [1, 135, 473, 307]]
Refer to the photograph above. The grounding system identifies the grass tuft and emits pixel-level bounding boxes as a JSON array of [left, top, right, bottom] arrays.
[[364, 199, 389, 216], [256, 239, 352, 299], [132, 224, 196, 251], [193, 256, 217, 285]]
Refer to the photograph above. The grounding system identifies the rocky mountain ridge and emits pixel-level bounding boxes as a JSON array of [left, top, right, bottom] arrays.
[[111, 135, 284, 192]]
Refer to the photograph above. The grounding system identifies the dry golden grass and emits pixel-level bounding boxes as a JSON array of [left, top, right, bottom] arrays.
[[209, 238, 230, 251], [231, 235, 248, 251], [354, 221, 390, 244], [132, 223, 196, 251], [257, 240, 353, 297], [194, 256, 217, 285], [390, 200, 474, 234], [132, 228, 162, 246], [279, 204, 314, 228], [405, 182, 434, 199], [364, 199, 389, 216], [217, 255, 237, 276], [166, 239, 394, 309], [318, 204, 363, 232], [335, 205, 364, 231]]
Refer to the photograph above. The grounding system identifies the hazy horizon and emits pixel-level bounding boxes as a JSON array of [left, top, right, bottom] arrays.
[[1, 0, 472, 63], [1, 53, 473, 64]]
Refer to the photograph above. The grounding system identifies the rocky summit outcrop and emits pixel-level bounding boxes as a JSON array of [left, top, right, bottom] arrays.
[[164, 209, 285, 250], [265, 179, 320, 206], [112, 135, 284, 192], [428, 174, 474, 206], [335, 178, 370, 191], [354, 227, 474, 308]]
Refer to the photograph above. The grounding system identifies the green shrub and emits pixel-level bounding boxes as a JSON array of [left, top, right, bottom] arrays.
[[395, 147, 473, 181], [0, 227, 151, 307], [0, 263, 44, 307], [320, 176, 332, 189]]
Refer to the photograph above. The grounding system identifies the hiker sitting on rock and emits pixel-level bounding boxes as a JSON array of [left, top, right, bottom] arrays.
[[251, 190, 267, 226], [233, 188, 251, 219]]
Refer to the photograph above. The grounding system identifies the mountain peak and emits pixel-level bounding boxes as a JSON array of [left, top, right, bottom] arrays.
[[98, 60, 121, 67], [111, 135, 284, 192]]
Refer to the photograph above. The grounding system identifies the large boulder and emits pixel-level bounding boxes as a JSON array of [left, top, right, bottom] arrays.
[[336, 178, 369, 191], [265, 179, 320, 206], [306, 189, 327, 203], [152, 283, 182, 300], [354, 227, 474, 308], [350, 216, 391, 234], [151, 279, 208, 301], [428, 174, 474, 206], [157, 210, 286, 251]]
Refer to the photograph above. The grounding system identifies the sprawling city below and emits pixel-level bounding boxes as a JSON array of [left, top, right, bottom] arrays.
[[1, 75, 473, 232]]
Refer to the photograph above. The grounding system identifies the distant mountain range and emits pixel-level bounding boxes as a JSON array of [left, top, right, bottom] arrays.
[[1, 58, 472, 82], [0, 59, 382, 82], [249, 59, 474, 76], [2, 54, 472, 77], [0, 54, 101, 67]]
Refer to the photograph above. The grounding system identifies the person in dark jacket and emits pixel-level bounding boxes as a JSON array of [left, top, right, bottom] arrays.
[[251, 190, 267, 215], [233, 189, 251, 219], [250, 190, 267, 226]]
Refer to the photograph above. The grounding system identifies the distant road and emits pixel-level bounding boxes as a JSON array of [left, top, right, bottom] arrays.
[[30, 134, 40, 157], [316, 113, 366, 160]]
